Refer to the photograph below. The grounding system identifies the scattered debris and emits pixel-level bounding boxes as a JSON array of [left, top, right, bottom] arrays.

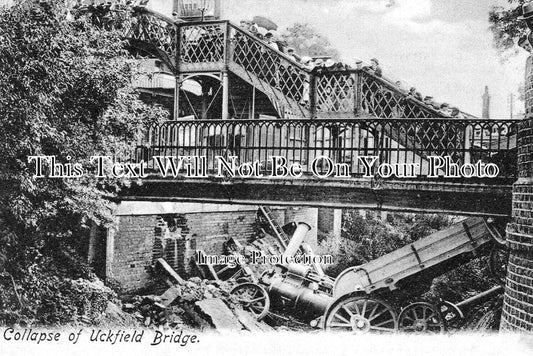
[[159, 286, 181, 307], [100, 302, 140, 327], [195, 298, 242, 331], [234, 309, 274, 332], [122, 274, 274, 331]]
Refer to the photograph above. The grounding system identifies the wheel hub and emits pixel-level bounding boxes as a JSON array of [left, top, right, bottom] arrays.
[[413, 319, 427, 332], [350, 315, 371, 333]]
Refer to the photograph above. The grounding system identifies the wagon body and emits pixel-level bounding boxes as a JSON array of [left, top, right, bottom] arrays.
[[332, 217, 493, 299]]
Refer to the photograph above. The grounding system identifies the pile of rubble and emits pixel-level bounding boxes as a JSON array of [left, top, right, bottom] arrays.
[[107, 213, 319, 332], [121, 273, 272, 332]]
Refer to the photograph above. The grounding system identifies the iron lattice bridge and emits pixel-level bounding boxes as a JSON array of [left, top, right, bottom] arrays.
[[80, 6, 476, 120]]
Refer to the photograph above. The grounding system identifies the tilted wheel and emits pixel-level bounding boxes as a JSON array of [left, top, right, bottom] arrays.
[[230, 283, 270, 321], [323, 294, 398, 334], [489, 245, 509, 285], [398, 302, 446, 333]]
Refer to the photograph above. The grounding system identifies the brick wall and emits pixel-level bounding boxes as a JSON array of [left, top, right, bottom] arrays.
[[109, 208, 264, 293], [108, 205, 319, 293], [500, 117, 533, 332], [185, 211, 258, 253], [501, 252, 533, 331], [317, 208, 335, 234], [317, 208, 342, 244], [109, 215, 158, 293], [500, 58, 533, 332]]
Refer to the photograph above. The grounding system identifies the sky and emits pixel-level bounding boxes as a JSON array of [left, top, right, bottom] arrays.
[[215, 0, 529, 119]]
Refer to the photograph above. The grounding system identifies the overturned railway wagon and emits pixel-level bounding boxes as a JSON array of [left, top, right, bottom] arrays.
[[230, 217, 507, 333]]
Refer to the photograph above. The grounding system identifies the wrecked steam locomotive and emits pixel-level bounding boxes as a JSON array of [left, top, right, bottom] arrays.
[[227, 216, 507, 333]]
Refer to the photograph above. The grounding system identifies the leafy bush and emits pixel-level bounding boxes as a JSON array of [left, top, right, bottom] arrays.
[[319, 212, 454, 277], [0, 0, 167, 326], [0, 254, 118, 326]]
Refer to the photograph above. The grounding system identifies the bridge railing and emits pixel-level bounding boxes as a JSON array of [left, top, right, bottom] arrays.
[[78, 7, 476, 120], [174, 19, 449, 119], [134, 118, 518, 180], [227, 23, 312, 116], [359, 72, 443, 118], [125, 7, 178, 61], [179, 20, 228, 72], [175, 20, 465, 119]]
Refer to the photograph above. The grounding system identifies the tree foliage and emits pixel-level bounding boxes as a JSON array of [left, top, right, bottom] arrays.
[[0, 0, 168, 324], [489, 0, 529, 58], [281, 23, 340, 60], [320, 212, 454, 277]]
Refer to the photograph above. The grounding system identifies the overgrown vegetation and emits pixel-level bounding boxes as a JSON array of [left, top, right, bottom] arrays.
[[0, 0, 168, 325], [319, 212, 456, 276], [489, 0, 529, 59]]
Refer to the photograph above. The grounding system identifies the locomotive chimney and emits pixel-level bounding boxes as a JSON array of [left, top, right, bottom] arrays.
[[282, 222, 311, 259]]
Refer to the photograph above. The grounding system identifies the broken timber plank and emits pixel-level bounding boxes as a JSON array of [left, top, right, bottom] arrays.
[[156, 258, 185, 285], [206, 263, 221, 281], [192, 258, 208, 279]]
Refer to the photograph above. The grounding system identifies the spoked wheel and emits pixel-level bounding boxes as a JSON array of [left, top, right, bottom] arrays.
[[489, 245, 509, 285], [398, 302, 446, 333], [324, 294, 398, 334], [230, 283, 270, 321]]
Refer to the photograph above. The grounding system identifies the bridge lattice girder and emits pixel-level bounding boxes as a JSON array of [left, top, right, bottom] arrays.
[[80, 6, 465, 121]]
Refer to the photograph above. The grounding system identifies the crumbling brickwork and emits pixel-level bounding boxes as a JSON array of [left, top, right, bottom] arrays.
[[109, 208, 268, 293], [185, 211, 258, 253], [108, 205, 319, 294]]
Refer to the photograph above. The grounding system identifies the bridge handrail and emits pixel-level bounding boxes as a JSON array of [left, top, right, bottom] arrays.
[[134, 117, 518, 180], [147, 117, 520, 124], [359, 70, 448, 117], [224, 20, 453, 118], [131, 6, 180, 25], [226, 22, 312, 74], [225, 20, 455, 118]]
